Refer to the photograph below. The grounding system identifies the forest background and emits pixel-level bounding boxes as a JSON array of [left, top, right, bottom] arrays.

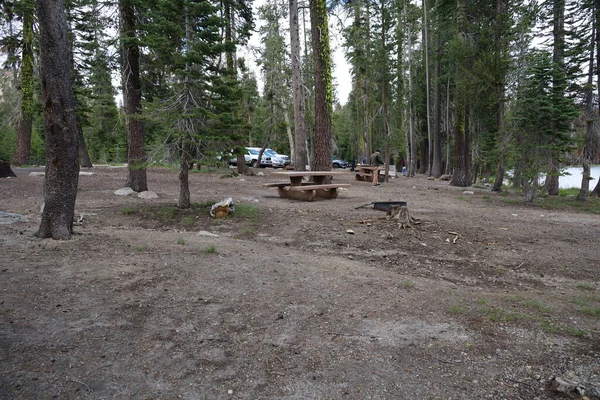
[[1, 0, 599, 204]]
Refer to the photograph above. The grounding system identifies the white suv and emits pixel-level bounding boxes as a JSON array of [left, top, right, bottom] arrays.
[[265, 149, 290, 168], [229, 147, 271, 167], [247, 147, 272, 167]]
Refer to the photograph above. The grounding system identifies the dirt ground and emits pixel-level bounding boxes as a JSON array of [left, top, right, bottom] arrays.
[[1, 165, 599, 400]]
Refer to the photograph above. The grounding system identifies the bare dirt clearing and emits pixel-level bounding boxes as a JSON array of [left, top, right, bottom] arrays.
[[1, 166, 599, 399]]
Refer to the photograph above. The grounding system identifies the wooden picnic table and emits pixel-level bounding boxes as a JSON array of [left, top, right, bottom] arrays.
[[265, 170, 350, 201], [355, 164, 384, 182]]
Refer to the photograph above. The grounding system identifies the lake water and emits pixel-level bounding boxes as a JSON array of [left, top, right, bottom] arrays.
[[551, 165, 600, 189]]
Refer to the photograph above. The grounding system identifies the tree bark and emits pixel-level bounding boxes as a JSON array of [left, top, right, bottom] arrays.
[[178, 140, 191, 208], [450, 0, 470, 187], [423, 0, 432, 176], [0, 161, 17, 178], [491, 0, 507, 192], [77, 123, 93, 168], [593, 0, 600, 197], [492, 101, 506, 192], [407, 12, 416, 177], [289, 0, 307, 171], [120, 0, 148, 192], [545, 159, 560, 195], [36, 0, 80, 240], [444, 79, 451, 176], [546, 0, 565, 196], [309, 0, 333, 171], [431, 28, 442, 178]]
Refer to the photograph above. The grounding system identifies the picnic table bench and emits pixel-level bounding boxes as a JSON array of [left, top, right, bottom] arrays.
[[265, 171, 350, 201], [355, 165, 384, 182]]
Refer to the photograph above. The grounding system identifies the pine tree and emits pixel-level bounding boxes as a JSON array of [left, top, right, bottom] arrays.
[[12, 0, 35, 166], [256, 0, 291, 159], [119, 0, 148, 192], [512, 50, 577, 203], [36, 0, 80, 240], [289, 0, 307, 170], [310, 0, 333, 171]]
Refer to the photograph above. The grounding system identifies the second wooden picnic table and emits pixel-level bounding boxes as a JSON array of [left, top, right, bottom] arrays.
[[354, 164, 383, 182], [265, 170, 350, 201]]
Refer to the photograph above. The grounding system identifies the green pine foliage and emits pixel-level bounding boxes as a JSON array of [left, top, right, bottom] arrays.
[[0, 73, 17, 161], [140, 0, 252, 167], [254, 0, 291, 152], [511, 50, 578, 202]]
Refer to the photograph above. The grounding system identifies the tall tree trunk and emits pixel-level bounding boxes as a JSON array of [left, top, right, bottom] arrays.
[[178, 10, 192, 209], [407, 21, 416, 177], [592, 0, 600, 197], [444, 78, 451, 175], [120, 0, 148, 192], [12, 6, 34, 166], [491, 0, 507, 192], [380, 0, 390, 182], [309, 0, 333, 171], [283, 109, 295, 163], [450, 0, 470, 187], [289, 0, 307, 171], [491, 100, 506, 192], [36, 0, 80, 240], [226, 1, 249, 175], [395, 0, 405, 171], [431, 28, 442, 178], [360, 0, 372, 162], [546, 0, 565, 196], [178, 140, 191, 208], [423, 0, 432, 176], [77, 125, 93, 167]]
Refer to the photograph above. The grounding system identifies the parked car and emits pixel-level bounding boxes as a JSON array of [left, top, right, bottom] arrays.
[[228, 147, 271, 167], [332, 157, 348, 169], [265, 148, 290, 168]]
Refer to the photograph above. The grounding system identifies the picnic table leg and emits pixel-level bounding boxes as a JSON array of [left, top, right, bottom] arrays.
[[312, 176, 326, 185], [289, 176, 304, 186], [277, 186, 317, 201], [315, 187, 339, 199]]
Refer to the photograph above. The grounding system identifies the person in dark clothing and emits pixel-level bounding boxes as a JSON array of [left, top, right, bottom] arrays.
[[370, 150, 384, 186]]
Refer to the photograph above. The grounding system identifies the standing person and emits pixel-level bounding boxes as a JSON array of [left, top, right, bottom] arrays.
[[370, 150, 384, 186]]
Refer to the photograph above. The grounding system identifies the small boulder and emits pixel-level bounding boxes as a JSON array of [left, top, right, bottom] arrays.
[[138, 191, 159, 199], [114, 187, 136, 196], [196, 230, 219, 237]]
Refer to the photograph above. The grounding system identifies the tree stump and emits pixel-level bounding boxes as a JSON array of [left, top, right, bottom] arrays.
[[387, 205, 420, 229], [0, 161, 17, 178]]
